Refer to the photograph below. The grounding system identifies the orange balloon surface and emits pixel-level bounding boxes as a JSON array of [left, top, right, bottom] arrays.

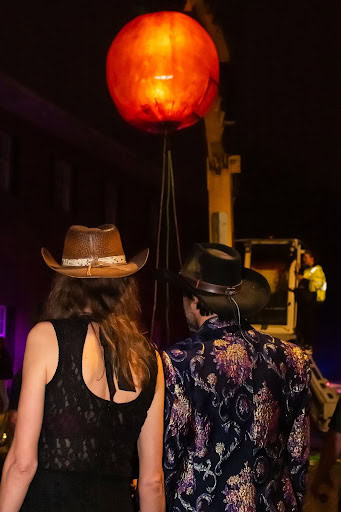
[[106, 11, 219, 133]]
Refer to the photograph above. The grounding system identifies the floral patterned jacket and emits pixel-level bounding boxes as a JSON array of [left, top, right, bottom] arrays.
[[162, 317, 311, 512]]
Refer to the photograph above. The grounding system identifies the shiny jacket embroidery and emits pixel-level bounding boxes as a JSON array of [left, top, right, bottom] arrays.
[[162, 317, 311, 512]]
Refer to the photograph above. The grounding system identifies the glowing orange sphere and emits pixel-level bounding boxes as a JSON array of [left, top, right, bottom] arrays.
[[106, 11, 219, 133]]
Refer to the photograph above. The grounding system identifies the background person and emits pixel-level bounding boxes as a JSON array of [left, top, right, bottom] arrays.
[[295, 249, 327, 349], [0, 224, 165, 512]]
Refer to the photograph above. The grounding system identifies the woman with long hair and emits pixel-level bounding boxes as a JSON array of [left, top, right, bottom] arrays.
[[0, 225, 165, 512]]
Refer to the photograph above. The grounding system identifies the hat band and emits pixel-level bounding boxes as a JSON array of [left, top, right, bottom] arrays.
[[62, 255, 126, 267], [180, 272, 242, 295]]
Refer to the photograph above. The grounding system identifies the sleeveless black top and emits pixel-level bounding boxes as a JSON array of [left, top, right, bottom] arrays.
[[21, 317, 157, 512]]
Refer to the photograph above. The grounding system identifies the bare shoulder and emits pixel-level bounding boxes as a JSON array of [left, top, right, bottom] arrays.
[[23, 322, 58, 384], [26, 321, 56, 351], [276, 339, 311, 380], [153, 351, 164, 387], [155, 350, 163, 367]]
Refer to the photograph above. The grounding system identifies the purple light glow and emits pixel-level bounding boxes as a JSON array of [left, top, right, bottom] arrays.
[[0, 305, 6, 337], [13, 312, 32, 374]]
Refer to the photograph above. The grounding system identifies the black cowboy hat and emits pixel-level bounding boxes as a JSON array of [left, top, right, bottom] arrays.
[[157, 243, 270, 317]]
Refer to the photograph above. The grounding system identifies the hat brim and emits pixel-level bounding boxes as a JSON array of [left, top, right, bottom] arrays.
[[41, 247, 149, 278], [156, 267, 270, 316]]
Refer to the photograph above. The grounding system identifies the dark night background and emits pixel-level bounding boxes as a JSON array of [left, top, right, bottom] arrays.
[[0, 1, 340, 377]]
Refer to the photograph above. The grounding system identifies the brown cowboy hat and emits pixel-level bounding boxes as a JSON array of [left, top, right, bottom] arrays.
[[42, 224, 149, 278], [157, 243, 270, 316]]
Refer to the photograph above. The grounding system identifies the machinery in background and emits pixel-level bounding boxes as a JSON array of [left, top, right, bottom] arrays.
[[308, 355, 340, 433], [236, 238, 301, 341], [236, 238, 339, 432]]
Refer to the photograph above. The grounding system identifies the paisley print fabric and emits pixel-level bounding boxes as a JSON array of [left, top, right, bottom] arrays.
[[162, 317, 311, 511]]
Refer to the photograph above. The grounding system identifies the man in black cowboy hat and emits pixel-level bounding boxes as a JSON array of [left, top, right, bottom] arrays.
[[161, 243, 311, 512]]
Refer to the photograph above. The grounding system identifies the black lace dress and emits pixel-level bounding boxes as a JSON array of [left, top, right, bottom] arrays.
[[21, 317, 157, 512]]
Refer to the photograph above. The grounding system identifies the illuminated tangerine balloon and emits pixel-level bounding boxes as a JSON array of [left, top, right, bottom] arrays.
[[106, 11, 219, 133]]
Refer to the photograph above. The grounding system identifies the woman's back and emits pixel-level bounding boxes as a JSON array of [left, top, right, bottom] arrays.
[[21, 316, 157, 511], [0, 225, 165, 512]]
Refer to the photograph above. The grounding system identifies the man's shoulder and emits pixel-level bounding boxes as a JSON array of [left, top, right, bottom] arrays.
[[162, 331, 223, 373], [162, 337, 197, 366], [254, 326, 304, 350], [305, 264, 324, 275], [234, 325, 309, 372], [254, 329, 311, 378]]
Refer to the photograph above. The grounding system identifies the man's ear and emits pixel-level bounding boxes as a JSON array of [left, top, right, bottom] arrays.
[[192, 295, 201, 313]]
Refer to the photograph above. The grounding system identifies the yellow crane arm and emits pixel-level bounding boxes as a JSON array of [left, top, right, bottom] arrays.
[[184, 0, 241, 246]]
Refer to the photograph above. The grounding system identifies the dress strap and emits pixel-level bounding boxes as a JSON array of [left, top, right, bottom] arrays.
[[99, 331, 136, 394], [49, 318, 89, 374], [100, 336, 116, 402], [117, 369, 136, 393]]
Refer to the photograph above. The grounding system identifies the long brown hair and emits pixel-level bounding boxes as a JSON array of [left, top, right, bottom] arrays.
[[43, 274, 155, 389]]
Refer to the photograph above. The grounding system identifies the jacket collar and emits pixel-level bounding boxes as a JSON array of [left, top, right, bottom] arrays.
[[192, 316, 241, 342]]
